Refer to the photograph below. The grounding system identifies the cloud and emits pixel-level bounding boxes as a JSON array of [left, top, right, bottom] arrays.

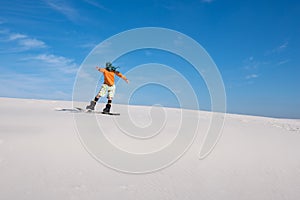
[[31, 53, 78, 74], [44, 0, 79, 22], [243, 56, 260, 70], [83, 0, 110, 11], [239, 57, 261, 84], [278, 41, 288, 50], [1, 31, 47, 51], [245, 74, 259, 80], [265, 41, 289, 55], [8, 33, 27, 41], [18, 38, 46, 49], [0, 53, 78, 100], [79, 42, 98, 49], [34, 53, 72, 65], [276, 59, 290, 66], [1, 29, 77, 74], [0, 26, 77, 100]]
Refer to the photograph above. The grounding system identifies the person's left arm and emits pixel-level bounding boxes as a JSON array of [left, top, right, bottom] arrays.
[[115, 71, 129, 83]]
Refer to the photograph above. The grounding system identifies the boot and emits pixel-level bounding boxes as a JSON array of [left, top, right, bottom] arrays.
[[86, 101, 96, 110], [102, 103, 111, 113]]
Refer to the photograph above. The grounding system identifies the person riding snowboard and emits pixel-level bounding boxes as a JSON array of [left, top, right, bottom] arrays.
[[86, 62, 129, 113]]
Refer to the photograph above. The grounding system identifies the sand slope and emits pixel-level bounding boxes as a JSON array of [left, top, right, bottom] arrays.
[[0, 97, 300, 200]]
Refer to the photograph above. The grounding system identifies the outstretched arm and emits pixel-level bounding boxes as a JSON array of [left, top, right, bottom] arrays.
[[122, 75, 129, 84], [96, 66, 105, 72], [116, 71, 129, 83]]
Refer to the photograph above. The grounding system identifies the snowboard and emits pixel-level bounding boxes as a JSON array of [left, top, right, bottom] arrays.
[[75, 107, 120, 115]]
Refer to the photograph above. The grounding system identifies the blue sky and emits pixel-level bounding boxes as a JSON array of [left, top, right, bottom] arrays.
[[0, 0, 299, 118]]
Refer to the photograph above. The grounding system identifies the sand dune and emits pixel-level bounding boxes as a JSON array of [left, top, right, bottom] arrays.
[[0, 97, 299, 200]]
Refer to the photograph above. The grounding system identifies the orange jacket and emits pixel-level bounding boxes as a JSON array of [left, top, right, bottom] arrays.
[[98, 68, 127, 86]]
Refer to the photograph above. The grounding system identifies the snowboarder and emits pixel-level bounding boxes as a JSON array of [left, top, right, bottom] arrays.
[[86, 62, 129, 113]]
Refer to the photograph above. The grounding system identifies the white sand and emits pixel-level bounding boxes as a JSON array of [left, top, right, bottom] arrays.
[[0, 97, 300, 200]]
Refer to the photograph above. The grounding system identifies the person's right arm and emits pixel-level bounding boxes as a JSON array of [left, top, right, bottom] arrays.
[[96, 66, 105, 73]]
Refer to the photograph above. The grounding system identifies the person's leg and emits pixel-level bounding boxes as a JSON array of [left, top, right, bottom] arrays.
[[86, 99, 97, 110], [103, 98, 112, 113], [86, 96, 100, 110], [103, 85, 115, 113], [86, 84, 107, 110]]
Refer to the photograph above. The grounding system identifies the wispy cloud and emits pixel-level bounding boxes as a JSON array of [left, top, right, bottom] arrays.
[[44, 0, 79, 22], [265, 41, 289, 55], [8, 33, 27, 41], [243, 56, 260, 70], [31, 53, 78, 74], [79, 41, 98, 50], [1, 31, 47, 51], [83, 0, 110, 11], [1, 28, 77, 75], [0, 52, 79, 100], [232, 57, 262, 86], [276, 59, 290, 66], [34, 53, 73, 64], [18, 38, 46, 49], [245, 74, 259, 80], [278, 41, 288, 50]]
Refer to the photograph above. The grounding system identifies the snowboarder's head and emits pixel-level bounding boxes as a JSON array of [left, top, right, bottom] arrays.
[[106, 62, 112, 68], [105, 62, 119, 72]]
